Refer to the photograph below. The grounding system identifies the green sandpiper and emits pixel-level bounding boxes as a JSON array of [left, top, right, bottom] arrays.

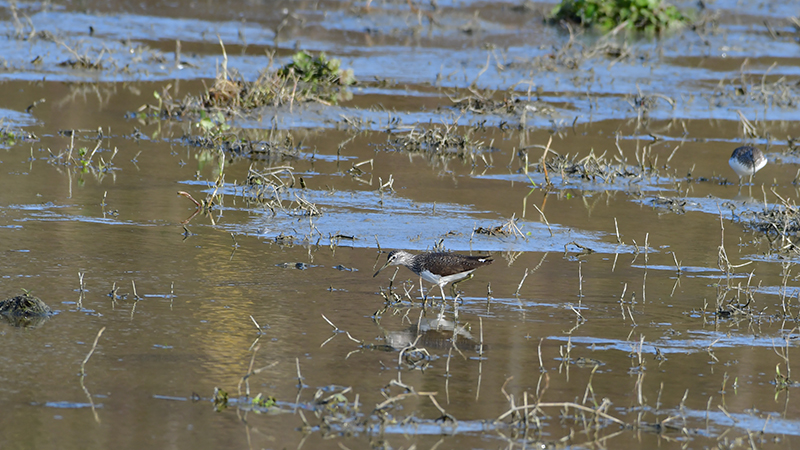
[[374, 250, 493, 300], [729, 146, 766, 184]]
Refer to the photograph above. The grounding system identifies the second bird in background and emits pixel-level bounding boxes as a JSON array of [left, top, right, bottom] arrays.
[[729, 145, 767, 184]]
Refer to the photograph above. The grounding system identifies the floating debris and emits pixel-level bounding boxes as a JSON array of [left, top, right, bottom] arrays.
[[241, 165, 321, 217], [530, 150, 653, 183], [183, 133, 300, 161], [381, 123, 488, 162], [473, 224, 509, 236], [276, 262, 314, 270], [648, 195, 686, 214], [475, 216, 526, 238], [451, 90, 556, 119], [739, 191, 800, 254]]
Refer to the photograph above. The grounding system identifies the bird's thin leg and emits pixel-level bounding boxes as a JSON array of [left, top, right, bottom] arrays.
[[451, 273, 474, 297]]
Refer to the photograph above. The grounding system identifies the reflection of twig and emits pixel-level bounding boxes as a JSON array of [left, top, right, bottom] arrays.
[[237, 345, 280, 398], [498, 401, 626, 426], [79, 326, 106, 424], [516, 253, 549, 299], [79, 376, 101, 424], [772, 327, 798, 385]]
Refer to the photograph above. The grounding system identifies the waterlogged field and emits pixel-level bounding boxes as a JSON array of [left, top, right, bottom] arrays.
[[1, 1, 800, 449]]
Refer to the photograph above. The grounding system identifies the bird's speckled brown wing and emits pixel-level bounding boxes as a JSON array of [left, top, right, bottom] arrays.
[[415, 252, 493, 277]]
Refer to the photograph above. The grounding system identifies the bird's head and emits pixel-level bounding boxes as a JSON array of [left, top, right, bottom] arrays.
[[373, 250, 411, 277]]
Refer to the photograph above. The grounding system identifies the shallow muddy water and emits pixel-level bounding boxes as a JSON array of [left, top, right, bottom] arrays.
[[2, 1, 800, 449]]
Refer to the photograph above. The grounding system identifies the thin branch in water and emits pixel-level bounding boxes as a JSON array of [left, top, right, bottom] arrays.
[[514, 268, 530, 297], [81, 327, 107, 376], [532, 203, 553, 237], [296, 357, 305, 388], [671, 251, 682, 275], [321, 314, 339, 331], [250, 315, 267, 333]]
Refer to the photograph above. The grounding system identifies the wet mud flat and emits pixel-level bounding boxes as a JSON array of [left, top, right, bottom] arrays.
[[2, 1, 800, 449]]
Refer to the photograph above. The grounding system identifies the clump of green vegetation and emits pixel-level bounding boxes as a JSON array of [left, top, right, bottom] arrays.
[[0, 129, 18, 147], [213, 387, 229, 412], [195, 111, 231, 139], [551, 0, 689, 33], [250, 393, 277, 409], [278, 51, 355, 89], [0, 126, 36, 148], [212, 387, 279, 413]]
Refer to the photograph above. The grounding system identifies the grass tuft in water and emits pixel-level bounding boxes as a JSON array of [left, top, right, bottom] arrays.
[[381, 118, 489, 165], [0, 292, 52, 328], [0, 292, 51, 317], [158, 49, 356, 117], [205, 50, 354, 109], [741, 190, 800, 256]]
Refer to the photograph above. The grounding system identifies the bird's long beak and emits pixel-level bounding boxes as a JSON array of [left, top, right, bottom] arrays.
[[373, 260, 392, 277]]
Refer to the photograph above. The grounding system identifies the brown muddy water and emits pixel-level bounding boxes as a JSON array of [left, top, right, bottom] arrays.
[[2, 1, 800, 449]]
